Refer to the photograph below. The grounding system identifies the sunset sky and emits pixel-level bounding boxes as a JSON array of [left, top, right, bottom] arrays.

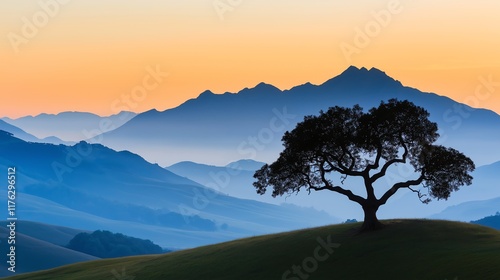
[[1, 0, 500, 118]]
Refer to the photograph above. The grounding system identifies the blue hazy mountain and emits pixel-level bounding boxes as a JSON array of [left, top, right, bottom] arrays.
[[225, 159, 267, 171], [166, 159, 274, 203], [0, 119, 67, 145], [0, 221, 98, 277], [2, 111, 136, 142], [0, 131, 335, 249], [96, 66, 500, 167], [471, 212, 500, 230], [429, 197, 500, 222]]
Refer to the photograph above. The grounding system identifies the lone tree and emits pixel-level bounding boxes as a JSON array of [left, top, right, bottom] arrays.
[[253, 99, 475, 231]]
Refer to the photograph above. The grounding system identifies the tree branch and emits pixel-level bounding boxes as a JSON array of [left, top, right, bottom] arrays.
[[324, 152, 365, 177], [309, 184, 365, 205], [378, 174, 425, 206], [299, 160, 365, 204], [369, 135, 409, 184], [408, 186, 431, 204], [365, 144, 382, 171]]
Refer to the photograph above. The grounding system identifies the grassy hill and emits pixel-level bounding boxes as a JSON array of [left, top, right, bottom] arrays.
[[5, 219, 500, 280]]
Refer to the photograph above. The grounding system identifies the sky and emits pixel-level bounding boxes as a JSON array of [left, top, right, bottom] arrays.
[[1, 0, 500, 118]]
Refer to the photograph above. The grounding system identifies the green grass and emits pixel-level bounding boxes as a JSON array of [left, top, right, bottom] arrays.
[[6, 219, 500, 280]]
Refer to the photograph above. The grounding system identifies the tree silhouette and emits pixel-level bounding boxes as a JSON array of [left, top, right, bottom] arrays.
[[253, 99, 475, 231]]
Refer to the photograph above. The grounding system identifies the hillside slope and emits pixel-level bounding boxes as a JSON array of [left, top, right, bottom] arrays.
[[0, 227, 98, 277], [6, 220, 500, 280], [0, 131, 335, 249], [13, 220, 89, 246]]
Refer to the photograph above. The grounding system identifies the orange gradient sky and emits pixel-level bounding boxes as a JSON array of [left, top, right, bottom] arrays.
[[1, 0, 500, 118]]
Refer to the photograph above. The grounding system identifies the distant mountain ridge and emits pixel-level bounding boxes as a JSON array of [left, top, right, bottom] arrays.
[[471, 212, 500, 230], [429, 197, 500, 222], [166, 159, 273, 203], [96, 66, 500, 167], [2, 111, 136, 142], [0, 119, 68, 145]]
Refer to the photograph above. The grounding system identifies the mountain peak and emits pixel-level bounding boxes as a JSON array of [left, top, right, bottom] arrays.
[[254, 82, 279, 90], [340, 65, 390, 77], [239, 82, 281, 95], [343, 65, 368, 73], [322, 66, 402, 89], [198, 90, 215, 98]]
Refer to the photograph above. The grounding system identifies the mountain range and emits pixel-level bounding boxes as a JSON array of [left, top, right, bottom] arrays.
[[0, 119, 67, 145], [1, 65, 499, 276], [0, 131, 335, 250], [92, 66, 500, 168], [2, 111, 136, 142], [2, 65, 498, 227]]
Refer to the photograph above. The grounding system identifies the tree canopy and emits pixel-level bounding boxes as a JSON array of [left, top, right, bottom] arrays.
[[254, 99, 475, 231], [67, 230, 164, 258]]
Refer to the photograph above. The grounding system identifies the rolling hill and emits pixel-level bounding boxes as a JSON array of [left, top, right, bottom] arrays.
[[97, 66, 500, 167], [5, 220, 500, 280], [10, 221, 89, 246], [0, 131, 336, 249], [0, 222, 97, 277]]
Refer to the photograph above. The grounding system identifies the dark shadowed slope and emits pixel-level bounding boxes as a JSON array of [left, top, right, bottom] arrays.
[[5, 220, 500, 280]]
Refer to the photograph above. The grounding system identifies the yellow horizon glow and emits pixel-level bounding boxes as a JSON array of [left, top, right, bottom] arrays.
[[1, 0, 499, 118]]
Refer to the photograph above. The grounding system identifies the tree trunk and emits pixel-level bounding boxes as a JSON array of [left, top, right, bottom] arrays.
[[360, 203, 383, 232]]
